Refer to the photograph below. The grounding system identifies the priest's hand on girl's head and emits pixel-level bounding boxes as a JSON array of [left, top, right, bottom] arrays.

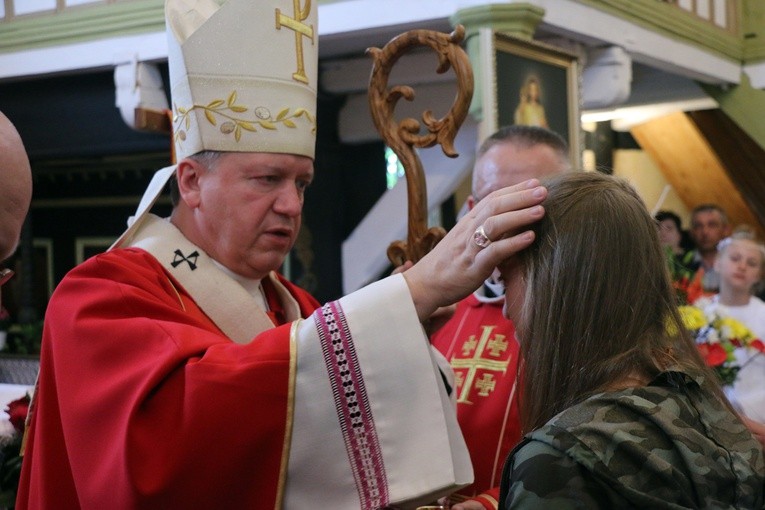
[[403, 179, 546, 322]]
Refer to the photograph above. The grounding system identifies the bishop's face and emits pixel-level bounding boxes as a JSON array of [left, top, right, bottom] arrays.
[[190, 152, 314, 280]]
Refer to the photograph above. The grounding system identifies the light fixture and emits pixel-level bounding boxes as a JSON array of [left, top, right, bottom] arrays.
[[581, 97, 718, 131]]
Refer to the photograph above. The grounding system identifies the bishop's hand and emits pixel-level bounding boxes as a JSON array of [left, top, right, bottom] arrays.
[[403, 179, 546, 322]]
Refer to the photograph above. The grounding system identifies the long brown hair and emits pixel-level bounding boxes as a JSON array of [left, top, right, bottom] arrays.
[[516, 172, 719, 433]]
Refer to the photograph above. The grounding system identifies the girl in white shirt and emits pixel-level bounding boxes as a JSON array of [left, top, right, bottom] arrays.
[[697, 232, 765, 422]]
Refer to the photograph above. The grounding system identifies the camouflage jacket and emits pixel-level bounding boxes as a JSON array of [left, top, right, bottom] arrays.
[[499, 371, 764, 509]]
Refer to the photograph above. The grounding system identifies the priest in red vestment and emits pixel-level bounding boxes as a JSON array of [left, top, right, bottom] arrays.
[[16, 2, 551, 508], [431, 125, 570, 510]]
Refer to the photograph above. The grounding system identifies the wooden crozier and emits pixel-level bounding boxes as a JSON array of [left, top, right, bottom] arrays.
[[367, 25, 474, 266]]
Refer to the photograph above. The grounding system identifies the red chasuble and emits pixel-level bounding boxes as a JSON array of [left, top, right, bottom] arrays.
[[19, 231, 473, 508], [430, 294, 523, 509], [16, 248, 319, 509]]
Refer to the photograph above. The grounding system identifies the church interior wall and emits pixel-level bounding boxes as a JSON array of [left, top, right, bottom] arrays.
[[612, 148, 692, 227]]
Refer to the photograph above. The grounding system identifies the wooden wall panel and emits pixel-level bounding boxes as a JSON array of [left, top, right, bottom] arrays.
[[688, 109, 765, 230], [630, 111, 763, 236]]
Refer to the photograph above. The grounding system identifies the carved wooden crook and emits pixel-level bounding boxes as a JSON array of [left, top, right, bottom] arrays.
[[367, 25, 474, 266]]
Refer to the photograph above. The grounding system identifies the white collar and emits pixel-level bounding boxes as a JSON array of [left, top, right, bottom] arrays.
[[211, 259, 267, 311]]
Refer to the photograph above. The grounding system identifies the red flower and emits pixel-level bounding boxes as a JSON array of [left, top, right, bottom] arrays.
[[673, 277, 689, 291], [697, 343, 727, 367], [6, 394, 30, 433], [685, 274, 706, 304], [750, 339, 765, 353]]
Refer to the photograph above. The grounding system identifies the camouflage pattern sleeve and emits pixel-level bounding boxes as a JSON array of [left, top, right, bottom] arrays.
[[502, 440, 624, 509], [499, 371, 764, 509]]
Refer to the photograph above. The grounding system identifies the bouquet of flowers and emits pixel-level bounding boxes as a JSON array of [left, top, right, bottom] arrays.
[[678, 305, 765, 386], [0, 394, 30, 507]]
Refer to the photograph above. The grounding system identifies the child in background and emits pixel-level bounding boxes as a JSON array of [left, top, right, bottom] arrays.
[[696, 231, 765, 422]]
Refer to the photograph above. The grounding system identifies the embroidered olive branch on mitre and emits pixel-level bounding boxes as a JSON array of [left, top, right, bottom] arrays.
[[173, 90, 316, 144]]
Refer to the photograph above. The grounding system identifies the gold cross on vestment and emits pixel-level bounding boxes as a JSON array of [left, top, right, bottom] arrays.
[[275, 0, 314, 84], [451, 325, 511, 404], [487, 334, 508, 357], [474, 373, 497, 396]]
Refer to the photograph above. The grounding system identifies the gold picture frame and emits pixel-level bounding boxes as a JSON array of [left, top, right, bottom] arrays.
[[492, 32, 581, 168]]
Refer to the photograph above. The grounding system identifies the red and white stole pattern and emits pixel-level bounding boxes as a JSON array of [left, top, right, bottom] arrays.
[[315, 301, 389, 508]]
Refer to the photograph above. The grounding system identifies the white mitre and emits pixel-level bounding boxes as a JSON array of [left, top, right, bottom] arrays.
[[112, 0, 318, 248], [166, 0, 317, 160]]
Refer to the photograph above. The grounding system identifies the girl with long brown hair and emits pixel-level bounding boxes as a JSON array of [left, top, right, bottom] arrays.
[[497, 172, 763, 509]]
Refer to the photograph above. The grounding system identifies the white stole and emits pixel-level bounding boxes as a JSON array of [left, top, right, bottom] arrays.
[[286, 275, 473, 508], [109, 165, 299, 343], [125, 214, 301, 343]]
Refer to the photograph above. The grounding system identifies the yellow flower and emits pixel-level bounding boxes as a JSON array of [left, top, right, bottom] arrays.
[[717, 317, 754, 342], [678, 305, 706, 331], [676, 303, 764, 386]]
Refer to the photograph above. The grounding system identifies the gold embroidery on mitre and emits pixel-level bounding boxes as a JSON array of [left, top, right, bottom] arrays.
[[275, 0, 314, 85], [451, 325, 511, 404], [172, 90, 317, 147]]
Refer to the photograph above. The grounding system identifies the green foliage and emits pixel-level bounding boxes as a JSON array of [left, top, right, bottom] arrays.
[[4, 323, 43, 355]]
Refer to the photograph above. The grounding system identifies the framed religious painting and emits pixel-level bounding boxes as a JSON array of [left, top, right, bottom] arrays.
[[493, 33, 581, 167]]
